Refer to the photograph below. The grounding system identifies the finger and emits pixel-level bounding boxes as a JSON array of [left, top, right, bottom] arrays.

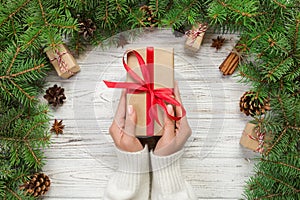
[[110, 90, 126, 142], [162, 104, 175, 139], [114, 90, 126, 128], [124, 105, 137, 137], [109, 123, 122, 145], [174, 81, 183, 103], [174, 82, 189, 127], [174, 81, 184, 117]]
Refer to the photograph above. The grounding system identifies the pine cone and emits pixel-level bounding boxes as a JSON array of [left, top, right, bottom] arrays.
[[140, 5, 157, 27], [20, 173, 51, 197], [78, 18, 96, 39], [239, 91, 271, 116], [44, 84, 66, 106]]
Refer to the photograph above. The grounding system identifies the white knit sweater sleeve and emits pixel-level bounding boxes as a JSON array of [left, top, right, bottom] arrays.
[[150, 149, 197, 200], [104, 146, 150, 200]]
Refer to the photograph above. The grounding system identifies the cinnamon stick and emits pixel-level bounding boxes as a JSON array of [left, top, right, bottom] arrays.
[[227, 55, 239, 75], [220, 52, 235, 72], [224, 53, 239, 75]]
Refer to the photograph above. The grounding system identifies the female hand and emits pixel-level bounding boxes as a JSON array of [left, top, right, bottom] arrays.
[[154, 83, 192, 156], [109, 90, 143, 152]]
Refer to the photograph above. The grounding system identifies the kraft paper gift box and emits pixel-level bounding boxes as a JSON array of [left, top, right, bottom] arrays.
[[240, 122, 271, 153], [185, 23, 207, 52], [126, 47, 174, 137], [46, 44, 80, 79]]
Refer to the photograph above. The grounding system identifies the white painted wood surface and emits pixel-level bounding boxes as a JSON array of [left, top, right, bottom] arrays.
[[43, 29, 258, 200]]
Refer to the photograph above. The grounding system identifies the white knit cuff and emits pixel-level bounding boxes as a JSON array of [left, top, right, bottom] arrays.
[[116, 145, 149, 173], [150, 149, 185, 193]]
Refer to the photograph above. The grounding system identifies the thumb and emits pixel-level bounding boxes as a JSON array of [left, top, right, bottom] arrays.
[[124, 105, 137, 137]]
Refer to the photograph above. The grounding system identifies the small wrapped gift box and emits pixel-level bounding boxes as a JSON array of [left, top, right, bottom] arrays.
[[240, 122, 271, 153], [185, 23, 208, 52], [104, 47, 185, 137], [45, 44, 80, 79]]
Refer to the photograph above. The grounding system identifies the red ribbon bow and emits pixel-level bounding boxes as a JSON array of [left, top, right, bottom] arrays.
[[104, 47, 186, 136]]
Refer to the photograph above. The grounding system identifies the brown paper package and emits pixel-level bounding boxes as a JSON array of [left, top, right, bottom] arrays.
[[126, 48, 174, 136], [240, 122, 272, 152], [185, 26, 205, 52], [240, 123, 259, 151], [46, 44, 80, 79]]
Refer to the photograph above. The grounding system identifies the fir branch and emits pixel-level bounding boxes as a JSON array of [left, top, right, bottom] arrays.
[[168, 0, 198, 25], [239, 70, 266, 83], [37, 0, 48, 26], [23, 121, 47, 139], [265, 127, 287, 156], [23, 29, 43, 50], [260, 158, 300, 172], [266, 56, 292, 80], [277, 94, 289, 124], [10, 18, 16, 36], [292, 18, 299, 55], [6, 46, 20, 74], [0, 112, 22, 131], [217, 0, 265, 18], [272, 0, 287, 9], [0, 82, 14, 100], [9, 79, 34, 101], [0, 137, 49, 143], [257, 192, 285, 199], [258, 172, 300, 192], [0, 64, 45, 79], [0, 0, 30, 28], [102, 1, 111, 28], [25, 142, 41, 165], [253, 178, 272, 194], [5, 186, 22, 200], [128, 7, 146, 27], [49, 24, 77, 30], [251, 18, 276, 42], [288, 125, 300, 131]]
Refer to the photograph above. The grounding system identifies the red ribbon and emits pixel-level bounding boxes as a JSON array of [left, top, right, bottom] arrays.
[[50, 49, 74, 75], [104, 47, 186, 136]]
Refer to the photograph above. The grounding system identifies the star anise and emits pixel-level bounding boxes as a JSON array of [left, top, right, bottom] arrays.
[[211, 36, 225, 50], [50, 119, 65, 135]]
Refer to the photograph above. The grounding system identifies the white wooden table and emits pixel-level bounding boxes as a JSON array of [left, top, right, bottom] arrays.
[[43, 29, 257, 199]]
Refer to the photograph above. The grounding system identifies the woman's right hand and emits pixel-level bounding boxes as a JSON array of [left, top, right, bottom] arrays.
[[154, 83, 192, 156]]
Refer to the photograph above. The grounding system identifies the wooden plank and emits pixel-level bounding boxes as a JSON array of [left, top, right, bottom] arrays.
[[42, 157, 255, 199]]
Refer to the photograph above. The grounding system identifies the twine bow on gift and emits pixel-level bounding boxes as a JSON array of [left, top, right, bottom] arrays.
[[50, 49, 74, 75], [185, 23, 208, 45], [103, 47, 186, 136], [247, 126, 265, 153]]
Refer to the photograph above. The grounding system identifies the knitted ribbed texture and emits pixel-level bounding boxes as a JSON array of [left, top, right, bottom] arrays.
[[104, 146, 150, 200], [150, 149, 197, 200], [116, 145, 150, 173]]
